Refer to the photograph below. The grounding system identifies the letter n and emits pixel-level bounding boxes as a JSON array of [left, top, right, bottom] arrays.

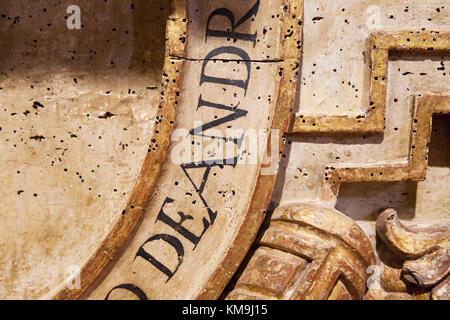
[[200, 46, 251, 95]]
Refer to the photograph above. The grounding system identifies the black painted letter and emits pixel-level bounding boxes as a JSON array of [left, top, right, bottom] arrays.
[[157, 197, 209, 248], [206, 0, 260, 46], [135, 234, 184, 282], [105, 283, 148, 300], [200, 46, 251, 95]]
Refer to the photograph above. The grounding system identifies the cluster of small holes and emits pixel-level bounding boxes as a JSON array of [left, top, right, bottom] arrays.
[[0, 1, 172, 205]]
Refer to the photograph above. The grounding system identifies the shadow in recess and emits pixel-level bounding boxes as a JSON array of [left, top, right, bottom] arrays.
[[428, 114, 450, 168], [336, 181, 417, 222]]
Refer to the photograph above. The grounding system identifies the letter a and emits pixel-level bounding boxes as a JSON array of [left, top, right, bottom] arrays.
[[66, 5, 81, 30]]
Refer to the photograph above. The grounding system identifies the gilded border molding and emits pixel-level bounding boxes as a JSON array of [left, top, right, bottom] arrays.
[[54, 0, 187, 300], [196, 0, 304, 299], [291, 31, 449, 134], [322, 95, 450, 200]]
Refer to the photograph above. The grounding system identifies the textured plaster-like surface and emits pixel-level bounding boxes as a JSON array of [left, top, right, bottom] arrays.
[[87, 0, 302, 300], [297, 0, 449, 116], [0, 0, 168, 299], [278, 0, 449, 244]]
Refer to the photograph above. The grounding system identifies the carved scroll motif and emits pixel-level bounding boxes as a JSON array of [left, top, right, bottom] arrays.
[[367, 209, 450, 300]]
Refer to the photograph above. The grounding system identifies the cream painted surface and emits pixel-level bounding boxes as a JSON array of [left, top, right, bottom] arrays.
[[280, 0, 449, 244], [88, 0, 286, 300], [0, 0, 167, 299]]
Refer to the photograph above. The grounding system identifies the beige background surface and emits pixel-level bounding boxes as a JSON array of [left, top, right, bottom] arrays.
[[0, 0, 168, 299], [278, 0, 449, 243]]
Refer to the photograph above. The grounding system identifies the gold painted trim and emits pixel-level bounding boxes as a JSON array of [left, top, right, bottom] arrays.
[[195, 0, 304, 299], [322, 95, 450, 200], [54, 0, 187, 300], [291, 31, 449, 134], [226, 203, 376, 300]]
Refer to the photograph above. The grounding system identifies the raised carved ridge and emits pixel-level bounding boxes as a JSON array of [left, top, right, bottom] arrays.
[[195, 0, 304, 300], [291, 31, 449, 134], [322, 95, 450, 200], [226, 203, 376, 300], [54, 0, 187, 300], [366, 209, 449, 300]]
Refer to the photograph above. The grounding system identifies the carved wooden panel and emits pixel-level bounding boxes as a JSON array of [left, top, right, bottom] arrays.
[[226, 204, 375, 300], [0, 0, 448, 300], [228, 0, 449, 300], [87, 0, 302, 300], [0, 0, 183, 299]]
